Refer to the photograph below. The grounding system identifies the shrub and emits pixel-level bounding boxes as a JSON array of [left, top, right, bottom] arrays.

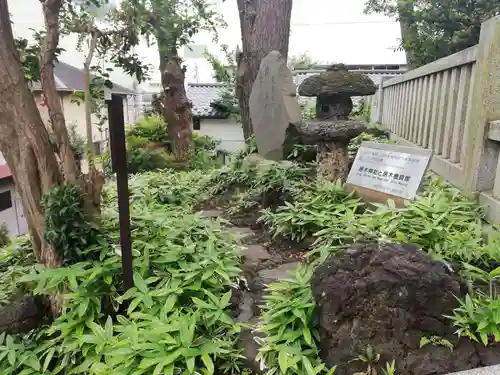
[[1, 189, 244, 374], [256, 265, 335, 375], [0, 223, 9, 248], [126, 115, 169, 144], [260, 180, 362, 242], [41, 184, 101, 264]]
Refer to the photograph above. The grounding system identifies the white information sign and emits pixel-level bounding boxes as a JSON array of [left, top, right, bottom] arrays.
[[346, 142, 433, 200]]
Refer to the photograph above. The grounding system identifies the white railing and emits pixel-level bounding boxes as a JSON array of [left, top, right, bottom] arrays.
[[371, 16, 500, 223]]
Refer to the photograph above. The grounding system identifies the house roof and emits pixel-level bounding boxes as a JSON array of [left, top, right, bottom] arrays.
[[31, 61, 135, 96], [186, 83, 230, 119], [293, 69, 406, 87]]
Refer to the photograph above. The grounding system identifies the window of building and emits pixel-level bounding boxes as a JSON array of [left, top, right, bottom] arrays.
[[0, 191, 12, 212], [193, 118, 201, 131]]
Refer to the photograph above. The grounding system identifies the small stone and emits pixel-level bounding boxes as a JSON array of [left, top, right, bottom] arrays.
[[243, 245, 271, 268], [236, 292, 254, 323], [198, 210, 222, 218], [258, 262, 301, 282], [238, 317, 263, 374], [225, 227, 255, 240]]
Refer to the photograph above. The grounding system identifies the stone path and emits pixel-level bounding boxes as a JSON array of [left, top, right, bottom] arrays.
[[446, 366, 500, 375], [198, 209, 302, 373]]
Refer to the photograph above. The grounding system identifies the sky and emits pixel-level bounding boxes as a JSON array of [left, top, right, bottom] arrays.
[[9, 0, 406, 89]]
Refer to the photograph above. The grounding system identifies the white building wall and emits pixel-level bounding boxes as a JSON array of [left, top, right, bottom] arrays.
[[197, 118, 245, 152], [0, 179, 28, 238], [34, 92, 129, 144]]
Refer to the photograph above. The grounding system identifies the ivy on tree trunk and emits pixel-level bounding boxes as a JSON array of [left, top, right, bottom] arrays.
[[236, 0, 293, 139]]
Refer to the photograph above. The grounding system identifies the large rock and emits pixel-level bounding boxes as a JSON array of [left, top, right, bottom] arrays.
[[298, 64, 377, 97], [311, 243, 498, 375], [249, 51, 302, 160]]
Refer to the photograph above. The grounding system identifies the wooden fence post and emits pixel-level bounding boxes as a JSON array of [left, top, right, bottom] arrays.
[[462, 16, 500, 195], [372, 78, 387, 124]]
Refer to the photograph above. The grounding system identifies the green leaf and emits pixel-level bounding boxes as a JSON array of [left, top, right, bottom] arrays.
[[201, 353, 214, 374], [278, 350, 289, 373], [43, 347, 56, 371], [302, 355, 316, 375], [186, 357, 195, 374], [303, 326, 312, 346], [134, 272, 148, 294]]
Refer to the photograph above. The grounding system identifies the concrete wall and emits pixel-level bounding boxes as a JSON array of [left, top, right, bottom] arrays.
[[371, 16, 500, 224], [0, 178, 28, 238], [197, 118, 245, 152]]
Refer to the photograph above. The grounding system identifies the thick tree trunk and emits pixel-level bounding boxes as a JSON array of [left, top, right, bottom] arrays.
[[236, 0, 293, 139], [159, 52, 193, 162], [40, 0, 79, 184], [0, 0, 62, 267]]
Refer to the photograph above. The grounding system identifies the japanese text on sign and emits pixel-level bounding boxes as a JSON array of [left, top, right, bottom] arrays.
[[346, 142, 432, 200]]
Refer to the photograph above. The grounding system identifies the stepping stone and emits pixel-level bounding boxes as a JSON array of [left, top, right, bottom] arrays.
[[258, 262, 301, 282], [198, 210, 222, 218], [446, 366, 500, 375], [238, 317, 263, 375], [243, 245, 271, 268], [225, 227, 255, 240], [236, 292, 254, 323]]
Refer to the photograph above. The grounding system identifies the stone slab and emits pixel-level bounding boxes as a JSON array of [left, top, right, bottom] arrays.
[[198, 210, 223, 218], [224, 227, 255, 240], [249, 50, 301, 160], [243, 245, 271, 267], [258, 262, 301, 281], [446, 366, 500, 375]]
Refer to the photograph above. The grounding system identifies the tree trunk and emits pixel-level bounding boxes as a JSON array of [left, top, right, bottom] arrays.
[[83, 31, 98, 168], [236, 0, 293, 139], [0, 0, 62, 267], [159, 51, 193, 162], [40, 0, 80, 184]]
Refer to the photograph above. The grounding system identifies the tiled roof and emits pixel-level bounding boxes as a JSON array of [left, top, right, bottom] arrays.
[[293, 69, 406, 87], [186, 83, 230, 119], [31, 61, 135, 95]]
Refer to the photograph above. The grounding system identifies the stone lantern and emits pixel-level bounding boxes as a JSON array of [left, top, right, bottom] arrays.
[[295, 64, 377, 181]]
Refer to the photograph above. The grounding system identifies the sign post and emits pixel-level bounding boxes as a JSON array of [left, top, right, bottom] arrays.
[[106, 94, 133, 290], [346, 142, 433, 206]]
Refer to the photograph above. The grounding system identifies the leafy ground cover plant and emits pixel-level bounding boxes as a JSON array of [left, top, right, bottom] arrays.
[[260, 180, 362, 242], [256, 265, 335, 375], [0, 173, 244, 374]]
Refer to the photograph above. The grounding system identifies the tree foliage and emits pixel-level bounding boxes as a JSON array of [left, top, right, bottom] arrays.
[[205, 44, 239, 119], [115, 0, 225, 161], [288, 52, 333, 71], [364, 0, 500, 67]]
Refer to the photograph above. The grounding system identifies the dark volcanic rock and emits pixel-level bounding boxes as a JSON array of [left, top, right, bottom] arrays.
[[310, 242, 492, 375]]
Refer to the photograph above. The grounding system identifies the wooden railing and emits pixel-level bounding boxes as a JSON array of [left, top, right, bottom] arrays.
[[371, 16, 500, 223]]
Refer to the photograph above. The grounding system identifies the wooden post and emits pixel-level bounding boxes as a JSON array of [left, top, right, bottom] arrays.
[[462, 16, 500, 195], [373, 77, 389, 124], [106, 94, 133, 290]]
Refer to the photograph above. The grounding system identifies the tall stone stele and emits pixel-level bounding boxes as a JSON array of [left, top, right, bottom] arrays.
[[296, 64, 377, 181]]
